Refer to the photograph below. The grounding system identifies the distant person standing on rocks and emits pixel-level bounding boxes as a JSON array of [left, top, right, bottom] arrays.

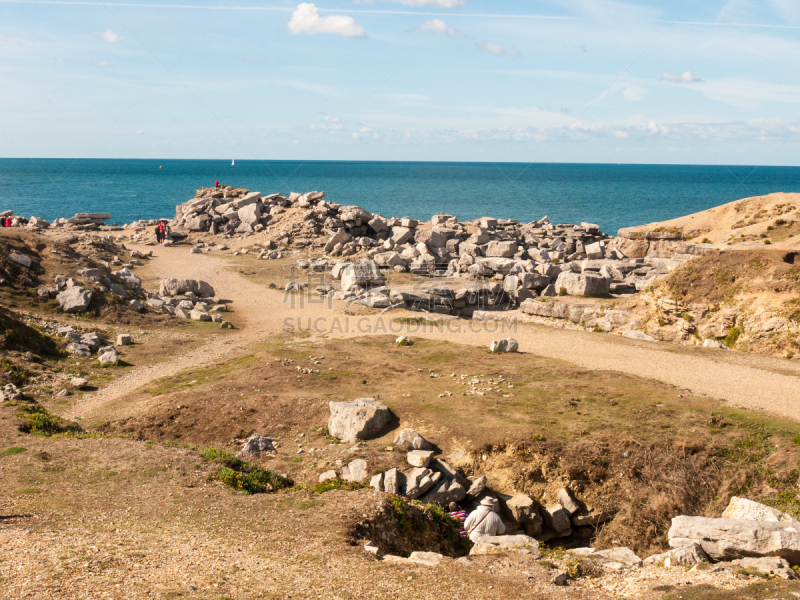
[[156, 221, 166, 245], [4, 217, 11, 228], [448, 502, 468, 538], [215, 180, 220, 188], [464, 497, 505, 543]]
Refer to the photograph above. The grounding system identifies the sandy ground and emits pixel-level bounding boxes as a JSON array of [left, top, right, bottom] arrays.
[[69, 243, 800, 422]]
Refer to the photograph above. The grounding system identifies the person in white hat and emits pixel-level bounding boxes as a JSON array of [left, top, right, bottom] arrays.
[[464, 497, 505, 543]]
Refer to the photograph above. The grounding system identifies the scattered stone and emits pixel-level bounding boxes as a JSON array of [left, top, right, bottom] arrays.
[[644, 543, 710, 567], [557, 488, 580, 515], [406, 450, 434, 468], [622, 330, 656, 342], [70, 377, 88, 389], [407, 551, 443, 567], [552, 572, 569, 586], [543, 504, 572, 533], [318, 470, 338, 483], [237, 434, 276, 458], [342, 459, 369, 482], [489, 338, 519, 353], [116, 334, 132, 346], [393, 428, 433, 450], [57, 287, 93, 313], [723, 496, 800, 526], [98, 348, 119, 365]]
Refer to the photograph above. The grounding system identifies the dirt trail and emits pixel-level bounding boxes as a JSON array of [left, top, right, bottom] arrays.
[[69, 246, 800, 422]]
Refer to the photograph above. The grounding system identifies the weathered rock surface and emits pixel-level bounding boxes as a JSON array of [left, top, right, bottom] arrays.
[[668, 515, 800, 564], [393, 428, 433, 450], [407, 450, 434, 468], [470, 535, 540, 556], [159, 278, 215, 298], [237, 434, 276, 458], [57, 287, 93, 313], [643, 543, 710, 567], [722, 496, 800, 526], [327, 398, 392, 443], [342, 459, 369, 482]]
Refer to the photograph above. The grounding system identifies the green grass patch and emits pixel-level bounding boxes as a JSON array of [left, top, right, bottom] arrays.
[[0, 446, 26, 456], [202, 446, 292, 494]]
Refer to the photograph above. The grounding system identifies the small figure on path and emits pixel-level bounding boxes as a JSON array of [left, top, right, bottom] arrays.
[[464, 497, 505, 543], [4, 217, 11, 227], [156, 220, 166, 245], [448, 502, 468, 538]]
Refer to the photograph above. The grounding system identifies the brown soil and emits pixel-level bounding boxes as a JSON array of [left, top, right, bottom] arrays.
[[663, 250, 800, 306]]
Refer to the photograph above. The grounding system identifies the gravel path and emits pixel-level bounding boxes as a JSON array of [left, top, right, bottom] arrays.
[[70, 246, 800, 422]]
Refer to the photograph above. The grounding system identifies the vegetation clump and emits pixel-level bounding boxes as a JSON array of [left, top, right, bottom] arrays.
[[202, 447, 292, 494]]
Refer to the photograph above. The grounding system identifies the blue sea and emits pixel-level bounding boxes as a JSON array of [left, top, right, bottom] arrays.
[[1, 159, 799, 234]]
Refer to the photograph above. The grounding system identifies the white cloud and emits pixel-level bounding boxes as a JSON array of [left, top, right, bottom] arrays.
[[413, 19, 462, 36], [662, 71, 704, 83], [622, 84, 646, 101], [476, 42, 520, 57], [309, 115, 343, 133], [0, 36, 24, 46], [136, 130, 143, 135], [95, 61, 109, 67], [353, 127, 379, 140], [101, 29, 122, 43], [386, 0, 463, 7], [288, 3, 366, 38]]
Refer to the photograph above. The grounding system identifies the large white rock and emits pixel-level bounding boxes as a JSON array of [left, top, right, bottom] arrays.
[[342, 459, 369, 482], [723, 497, 800, 526], [644, 543, 710, 567], [407, 450, 434, 468], [554, 272, 610, 296], [571, 546, 642, 567], [159, 278, 215, 298], [668, 516, 800, 564], [394, 429, 433, 450], [340, 260, 385, 291], [57, 287, 92, 313], [622, 330, 656, 342], [489, 338, 519, 353], [485, 241, 518, 258], [238, 202, 262, 226], [327, 398, 392, 443], [470, 535, 539, 556]]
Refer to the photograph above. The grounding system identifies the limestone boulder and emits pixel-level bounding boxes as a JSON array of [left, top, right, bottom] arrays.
[[342, 459, 369, 482], [159, 278, 215, 298], [554, 272, 610, 296], [470, 535, 540, 556], [667, 516, 800, 564], [98, 348, 118, 365], [543, 504, 571, 533], [383, 468, 406, 495], [340, 261, 385, 292], [57, 287, 93, 313], [485, 241, 517, 258], [405, 468, 440, 500], [723, 497, 800, 526], [506, 494, 539, 523], [393, 428, 433, 450], [644, 543, 710, 567], [407, 450, 434, 468], [327, 398, 392, 443], [489, 338, 519, 353]]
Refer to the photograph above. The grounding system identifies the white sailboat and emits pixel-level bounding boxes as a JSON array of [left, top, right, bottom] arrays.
[[231, 159, 235, 166]]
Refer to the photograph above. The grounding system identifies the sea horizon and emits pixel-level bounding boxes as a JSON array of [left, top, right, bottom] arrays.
[[2, 159, 799, 234]]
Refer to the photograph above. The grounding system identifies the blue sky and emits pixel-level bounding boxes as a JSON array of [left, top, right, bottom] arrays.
[[1, 0, 800, 164]]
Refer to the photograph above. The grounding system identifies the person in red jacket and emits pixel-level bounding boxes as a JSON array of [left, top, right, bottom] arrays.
[[215, 180, 220, 188], [5, 217, 11, 227]]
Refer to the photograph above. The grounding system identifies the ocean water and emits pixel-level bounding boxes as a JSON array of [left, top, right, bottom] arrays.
[[1, 159, 800, 235]]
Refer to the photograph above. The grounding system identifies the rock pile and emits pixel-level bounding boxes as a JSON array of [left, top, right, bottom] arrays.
[[151, 278, 229, 323], [0, 210, 116, 231]]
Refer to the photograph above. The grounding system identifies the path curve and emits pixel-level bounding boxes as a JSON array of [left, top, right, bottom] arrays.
[[69, 246, 800, 422]]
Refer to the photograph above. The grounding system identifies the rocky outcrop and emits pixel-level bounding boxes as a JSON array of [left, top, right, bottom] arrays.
[[237, 434, 276, 458]]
